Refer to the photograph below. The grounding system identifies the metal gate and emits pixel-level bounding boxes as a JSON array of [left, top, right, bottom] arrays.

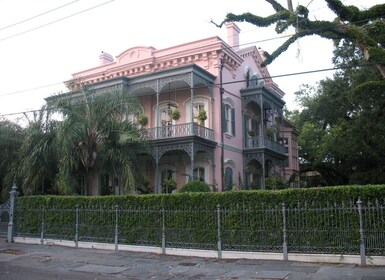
[[0, 199, 10, 240]]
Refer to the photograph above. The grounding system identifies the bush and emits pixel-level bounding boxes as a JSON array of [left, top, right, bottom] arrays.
[[179, 180, 211, 193]]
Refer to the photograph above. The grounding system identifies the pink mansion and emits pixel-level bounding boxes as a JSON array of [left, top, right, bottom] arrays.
[[65, 23, 299, 194]]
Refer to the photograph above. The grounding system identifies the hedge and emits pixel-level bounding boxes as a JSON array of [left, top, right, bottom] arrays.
[[17, 184, 385, 210], [14, 185, 385, 254]]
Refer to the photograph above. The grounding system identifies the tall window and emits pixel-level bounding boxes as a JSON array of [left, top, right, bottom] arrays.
[[224, 167, 233, 191], [224, 104, 235, 136], [193, 103, 206, 125], [193, 167, 205, 182]]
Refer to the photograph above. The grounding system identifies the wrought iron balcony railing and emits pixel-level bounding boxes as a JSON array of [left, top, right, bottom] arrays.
[[146, 123, 214, 141], [245, 136, 286, 154]]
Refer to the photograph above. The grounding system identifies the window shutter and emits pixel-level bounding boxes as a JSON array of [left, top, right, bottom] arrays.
[[222, 104, 226, 133], [231, 108, 235, 136]]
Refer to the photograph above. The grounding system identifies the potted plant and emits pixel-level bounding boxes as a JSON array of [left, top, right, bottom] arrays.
[[197, 108, 207, 125], [248, 130, 255, 137], [170, 108, 181, 121], [266, 127, 274, 139], [163, 178, 177, 193], [137, 114, 148, 127]]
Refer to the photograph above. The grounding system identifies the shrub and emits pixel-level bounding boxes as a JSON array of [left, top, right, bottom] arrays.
[[179, 180, 210, 193]]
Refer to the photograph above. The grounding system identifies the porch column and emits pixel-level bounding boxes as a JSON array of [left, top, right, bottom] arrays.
[[156, 79, 160, 139], [261, 154, 266, 190], [212, 150, 216, 191], [190, 142, 195, 181], [190, 73, 194, 135], [155, 147, 160, 194]]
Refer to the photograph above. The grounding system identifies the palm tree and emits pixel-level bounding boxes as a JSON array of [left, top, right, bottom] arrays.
[[17, 107, 58, 195], [52, 87, 146, 195]]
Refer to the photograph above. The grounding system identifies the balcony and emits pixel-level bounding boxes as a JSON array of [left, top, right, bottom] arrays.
[[245, 136, 285, 154], [146, 123, 215, 141]]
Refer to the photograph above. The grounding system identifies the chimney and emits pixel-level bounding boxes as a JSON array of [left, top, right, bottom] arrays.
[[226, 22, 240, 51], [99, 51, 114, 65], [258, 47, 267, 62]]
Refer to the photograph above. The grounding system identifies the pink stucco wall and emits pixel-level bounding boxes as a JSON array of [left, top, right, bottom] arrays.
[[68, 22, 292, 192]]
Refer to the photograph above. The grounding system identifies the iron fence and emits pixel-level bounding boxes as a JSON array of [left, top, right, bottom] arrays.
[[14, 199, 385, 263]]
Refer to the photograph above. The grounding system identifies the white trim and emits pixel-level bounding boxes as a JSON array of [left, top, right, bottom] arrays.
[[223, 97, 235, 107]]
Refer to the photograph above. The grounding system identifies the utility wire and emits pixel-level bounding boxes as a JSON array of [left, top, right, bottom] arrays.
[[0, 0, 80, 32], [0, 82, 65, 97], [0, 61, 379, 118], [0, 32, 297, 99], [1, 13, 383, 99], [0, 0, 115, 42], [0, 4, 382, 99]]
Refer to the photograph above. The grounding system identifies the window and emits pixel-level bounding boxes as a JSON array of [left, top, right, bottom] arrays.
[[161, 169, 176, 193], [193, 167, 205, 181], [223, 104, 235, 136], [224, 167, 233, 191], [193, 103, 206, 125]]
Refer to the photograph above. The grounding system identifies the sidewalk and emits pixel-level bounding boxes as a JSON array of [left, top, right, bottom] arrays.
[[1, 240, 385, 279]]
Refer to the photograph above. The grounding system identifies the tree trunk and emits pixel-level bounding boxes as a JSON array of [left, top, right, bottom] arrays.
[[85, 169, 100, 196]]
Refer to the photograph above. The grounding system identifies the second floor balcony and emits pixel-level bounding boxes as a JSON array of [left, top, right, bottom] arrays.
[[245, 136, 285, 154], [146, 123, 215, 141]]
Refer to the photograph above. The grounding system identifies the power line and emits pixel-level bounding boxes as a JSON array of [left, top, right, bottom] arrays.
[[0, 82, 65, 97], [0, 32, 296, 99], [0, 3, 382, 101], [0, 62, 379, 118], [1, 11, 383, 99], [0, 0, 115, 42], [0, 0, 80, 32]]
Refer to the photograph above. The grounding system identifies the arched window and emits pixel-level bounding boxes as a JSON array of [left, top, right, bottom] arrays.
[[224, 167, 233, 191], [185, 97, 209, 127]]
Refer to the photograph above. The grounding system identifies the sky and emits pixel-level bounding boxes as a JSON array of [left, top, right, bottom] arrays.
[[0, 0, 382, 123]]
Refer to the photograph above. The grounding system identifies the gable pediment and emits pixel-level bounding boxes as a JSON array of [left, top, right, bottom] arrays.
[[116, 46, 156, 64]]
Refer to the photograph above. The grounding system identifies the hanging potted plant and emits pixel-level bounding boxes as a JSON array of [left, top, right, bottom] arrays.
[[248, 130, 255, 137], [266, 127, 274, 139], [170, 108, 181, 121], [137, 114, 148, 127], [197, 108, 207, 125]]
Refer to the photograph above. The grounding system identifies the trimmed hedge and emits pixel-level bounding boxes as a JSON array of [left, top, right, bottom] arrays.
[[14, 185, 385, 254], [17, 184, 385, 210], [179, 180, 211, 193]]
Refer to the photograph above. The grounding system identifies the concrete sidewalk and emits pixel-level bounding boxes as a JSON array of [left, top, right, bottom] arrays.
[[1, 241, 385, 279]]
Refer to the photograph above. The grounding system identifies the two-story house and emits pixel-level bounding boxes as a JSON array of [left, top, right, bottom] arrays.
[[63, 23, 299, 195]]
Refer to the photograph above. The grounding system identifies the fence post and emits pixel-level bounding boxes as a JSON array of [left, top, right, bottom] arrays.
[[75, 206, 79, 248], [115, 205, 119, 252], [162, 207, 166, 254], [357, 198, 366, 266], [40, 207, 45, 245], [7, 183, 19, 243], [217, 204, 222, 259], [282, 203, 288, 260]]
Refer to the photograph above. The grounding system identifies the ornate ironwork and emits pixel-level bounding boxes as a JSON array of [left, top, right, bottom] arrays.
[[145, 123, 214, 142], [242, 95, 261, 108], [128, 79, 158, 93], [159, 74, 192, 90], [13, 200, 385, 257], [244, 153, 263, 165]]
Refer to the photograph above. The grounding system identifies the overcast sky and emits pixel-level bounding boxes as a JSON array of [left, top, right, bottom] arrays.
[[0, 0, 382, 122]]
